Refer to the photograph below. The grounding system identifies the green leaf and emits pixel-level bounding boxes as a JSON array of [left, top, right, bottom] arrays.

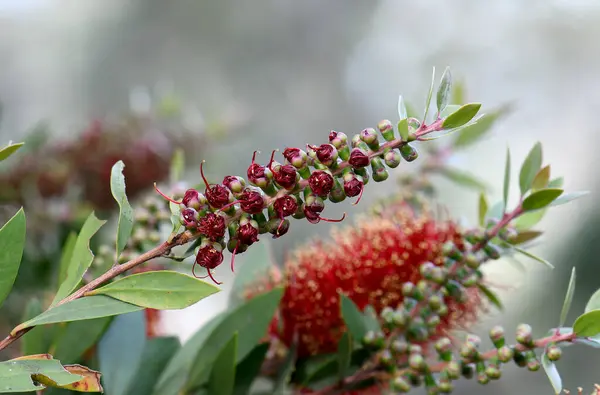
[[169, 201, 182, 236], [170, 148, 185, 183], [584, 288, 600, 313], [110, 161, 134, 258], [273, 342, 297, 394], [441, 103, 481, 129], [548, 177, 564, 188], [362, 305, 381, 333], [57, 232, 77, 288], [532, 165, 551, 191], [397, 118, 409, 142], [437, 167, 489, 191], [124, 336, 181, 395], [153, 313, 226, 395], [0, 358, 82, 392], [0, 141, 25, 162], [503, 147, 511, 212], [397, 95, 407, 120], [229, 239, 276, 308], [98, 311, 146, 395], [87, 270, 220, 310], [573, 310, 600, 337], [0, 208, 26, 308], [52, 212, 106, 306], [337, 332, 352, 381], [185, 288, 284, 390], [478, 192, 488, 227], [436, 67, 452, 113], [486, 201, 505, 222], [451, 79, 465, 104], [422, 67, 436, 123], [340, 294, 368, 343], [519, 142, 543, 196], [542, 353, 562, 395], [21, 298, 48, 356], [522, 189, 563, 211], [550, 191, 590, 207], [453, 105, 511, 148], [559, 267, 576, 328], [508, 230, 543, 245], [511, 245, 554, 269], [233, 344, 269, 395], [14, 296, 143, 333], [208, 333, 238, 395], [477, 283, 503, 311], [439, 104, 461, 119], [52, 317, 112, 363], [515, 209, 547, 230]]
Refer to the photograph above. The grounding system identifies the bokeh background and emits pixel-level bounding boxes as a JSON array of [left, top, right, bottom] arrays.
[[2, 0, 600, 393]]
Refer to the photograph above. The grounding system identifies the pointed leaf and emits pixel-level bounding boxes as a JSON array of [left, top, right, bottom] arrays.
[[509, 230, 543, 245], [440, 104, 461, 119], [0, 208, 26, 308], [0, 141, 25, 162], [397, 95, 407, 120], [363, 305, 381, 333], [13, 296, 143, 333], [397, 118, 409, 142], [478, 192, 488, 227], [233, 344, 269, 395], [519, 142, 543, 195], [0, 358, 82, 392], [532, 165, 551, 191], [110, 161, 134, 257], [542, 353, 562, 395], [125, 336, 181, 395], [87, 270, 220, 310], [436, 67, 452, 113], [52, 212, 106, 306], [511, 245, 554, 269], [584, 288, 600, 313], [573, 310, 600, 337], [340, 294, 368, 343], [550, 191, 590, 207], [337, 332, 352, 381], [422, 66, 436, 123], [229, 239, 276, 307], [477, 283, 503, 311], [548, 177, 564, 188], [208, 333, 238, 395], [170, 148, 185, 183], [559, 267, 576, 328], [515, 209, 547, 230], [522, 189, 563, 211], [503, 147, 511, 212], [437, 167, 489, 191], [453, 105, 511, 148], [442, 103, 481, 129], [273, 341, 297, 394], [57, 232, 77, 288], [52, 317, 113, 363]]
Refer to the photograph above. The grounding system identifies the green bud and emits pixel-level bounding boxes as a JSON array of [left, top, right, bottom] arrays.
[[438, 379, 453, 394], [384, 149, 402, 168], [445, 361, 461, 380], [371, 157, 389, 182], [391, 377, 411, 393], [328, 177, 346, 203], [435, 338, 453, 361], [546, 345, 562, 361], [461, 363, 474, 379], [516, 323, 533, 346], [426, 314, 441, 329], [377, 119, 395, 141], [489, 325, 506, 348], [465, 253, 481, 269], [409, 344, 423, 355], [400, 144, 419, 162], [392, 310, 409, 327], [380, 349, 394, 367], [362, 330, 376, 346], [360, 127, 380, 150], [483, 244, 502, 260], [485, 365, 502, 380], [409, 353, 426, 371], [526, 359, 540, 372], [428, 294, 444, 311], [392, 340, 409, 355], [497, 346, 514, 363], [402, 282, 416, 298], [513, 350, 527, 368]]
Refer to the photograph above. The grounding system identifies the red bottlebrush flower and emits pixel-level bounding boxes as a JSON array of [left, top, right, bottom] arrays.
[[200, 161, 232, 209], [223, 176, 245, 194], [194, 242, 224, 285], [247, 202, 481, 357], [239, 187, 265, 214], [282, 147, 307, 169], [247, 151, 272, 187], [308, 170, 334, 197], [307, 144, 338, 166], [348, 148, 370, 168], [198, 213, 226, 241]]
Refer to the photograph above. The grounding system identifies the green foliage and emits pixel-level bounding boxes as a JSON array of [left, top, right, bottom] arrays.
[[232, 344, 269, 395], [0, 358, 82, 392], [531, 165, 551, 191], [521, 189, 563, 211], [125, 337, 181, 395], [478, 192, 488, 227], [541, 352, 562, 395], [337, 332, 352, 381], [477, 283, 503, 311], [559, 267, 577, 328], [441, 103, 481, 129], [0, 208, 26, 308], [397, 95, 408, 121], [550, 191, 590, 207], [340, 294, 369, 344], [88, 270, 220, 310], [110, 161, 134, 258], [518, 142, 543, 196], [208, 333, 238, 395], [452, 105, 511, 149], [52, 317, 112, 363], [0, 141, 24, 162], [397, 118, 409, 142], [422, 67, 436, 123], [57, 232, 77, 288], [273, 342, 296, 394], [503, 147, 511, 212], [573, 310, 600, 337], [228, 239, 276, 308], [437, 167, 489, 191], [436, 67, 452, 114]]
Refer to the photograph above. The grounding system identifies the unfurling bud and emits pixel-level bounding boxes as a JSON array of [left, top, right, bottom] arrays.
[[384, 149, 402, 168], [377, 119, 395, 141], [360, 127, 380, 150], [308, 144, 339, 167], [247, 151, 273, 188], [270, 162, 298, 190], [181, 208, 199, 229], [348, 148, 370, 168], [371, 158, 389, 182], [308, 170, 334, 197], [237, 217, 259, 246], [182, 189, 205, 210], [343, 172, 364, 204], [222, 176, 245, 195], [282, 147, 308, 169], [400, 144, 419, 162]]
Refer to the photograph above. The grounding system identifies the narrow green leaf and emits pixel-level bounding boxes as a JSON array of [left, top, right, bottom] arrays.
[[519, 142, 543, 196], [422, 66, 436, 123], [486, 201, 505, 222], [229, 239, 275, 308], [451, 79, 465, 104], [584, 288, 600, 313], [52, 212, 106, 306], [87, 270, 220, 310], [186, 288, 284, 390], [503, 147, 511, 212], [340, 294, 367, 342], [532, 165, 551, 191], [437, 167, 489, 191], [98, 311, 146, 395], [478, 192, 488, 227], [14, 296, 143, 333], [110, 161, 134, 257], [436, 67, 452, 113], [125, 337, 181, 395], [477, 283, 503, 311], [0, 358, 82, 392], [170, 148, 185, 183], [0, 141, 25, 162], [57, 232, 77, 288], [273, 341, 297, 394], [362, 305, 381, 333], [515, 209, 547, 230], [573, 310, 600, 337], [548, 177, 564, 188], [397, 95, 407, 120], [550, 191, 590, 207], [0, 208, 26, 308], [52, 317, 112, 363], [208, 333, 238, 395], [453, 104, 511, 148], [397, 118, 409, 142], [233, 344, 269, 395], [522, 189, 563, 211], [439, 104, 461, 119], [542, 353, 562, 395], [559, 267, 576, 328], [442, 103, 481, 129], [21, 298, 47, 356], [511, 245, 554, 269], [337, 332, 352, 381], [508, 230, 543, 245], [169, 201, 182, 235]]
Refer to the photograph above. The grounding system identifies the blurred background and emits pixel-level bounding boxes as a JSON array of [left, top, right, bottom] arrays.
[[1, 0, 600, 393]]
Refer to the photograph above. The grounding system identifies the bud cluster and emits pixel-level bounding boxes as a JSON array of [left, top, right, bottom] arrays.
[[155, 121, 439, 283]]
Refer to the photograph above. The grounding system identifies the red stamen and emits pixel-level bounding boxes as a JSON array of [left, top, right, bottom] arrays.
[[351, 187, 364, 206], [318, 212, 347, 223], [276, 216, 286, 235], [206, 269, 222, 285], [307, 144, 318, 151], [268, 149, 278, 172], [217, 199, 241, 212], [251, 150, 260, 164], [199, 160, 210, 189], [230, 241, 239, 272], [153, 183, 182, 204]]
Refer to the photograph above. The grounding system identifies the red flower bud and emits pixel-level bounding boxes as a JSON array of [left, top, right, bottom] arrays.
[[282, 147, 307, 169], [247, 151, 272, 187], [181, 208, 199, 228], [307, 144, 338, 166], [198, 213, 226, 241], [348, 148, 370, 168], [238, 221, 260, 246], [308, 170, 334, 197], [222, 176, 245, 194], [273, 195, 298, 219], [343, 173, 364, 205], [200, 161, 233, 209], [193, 242, 224, 285], [328, 130, 348, 149], [239, 187, 265, 214], [182, 189, 202, 209], [267, 150, 298, 190]]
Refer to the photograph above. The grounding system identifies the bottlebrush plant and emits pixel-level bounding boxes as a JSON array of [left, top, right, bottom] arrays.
[[0, 67, 594, 395]]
